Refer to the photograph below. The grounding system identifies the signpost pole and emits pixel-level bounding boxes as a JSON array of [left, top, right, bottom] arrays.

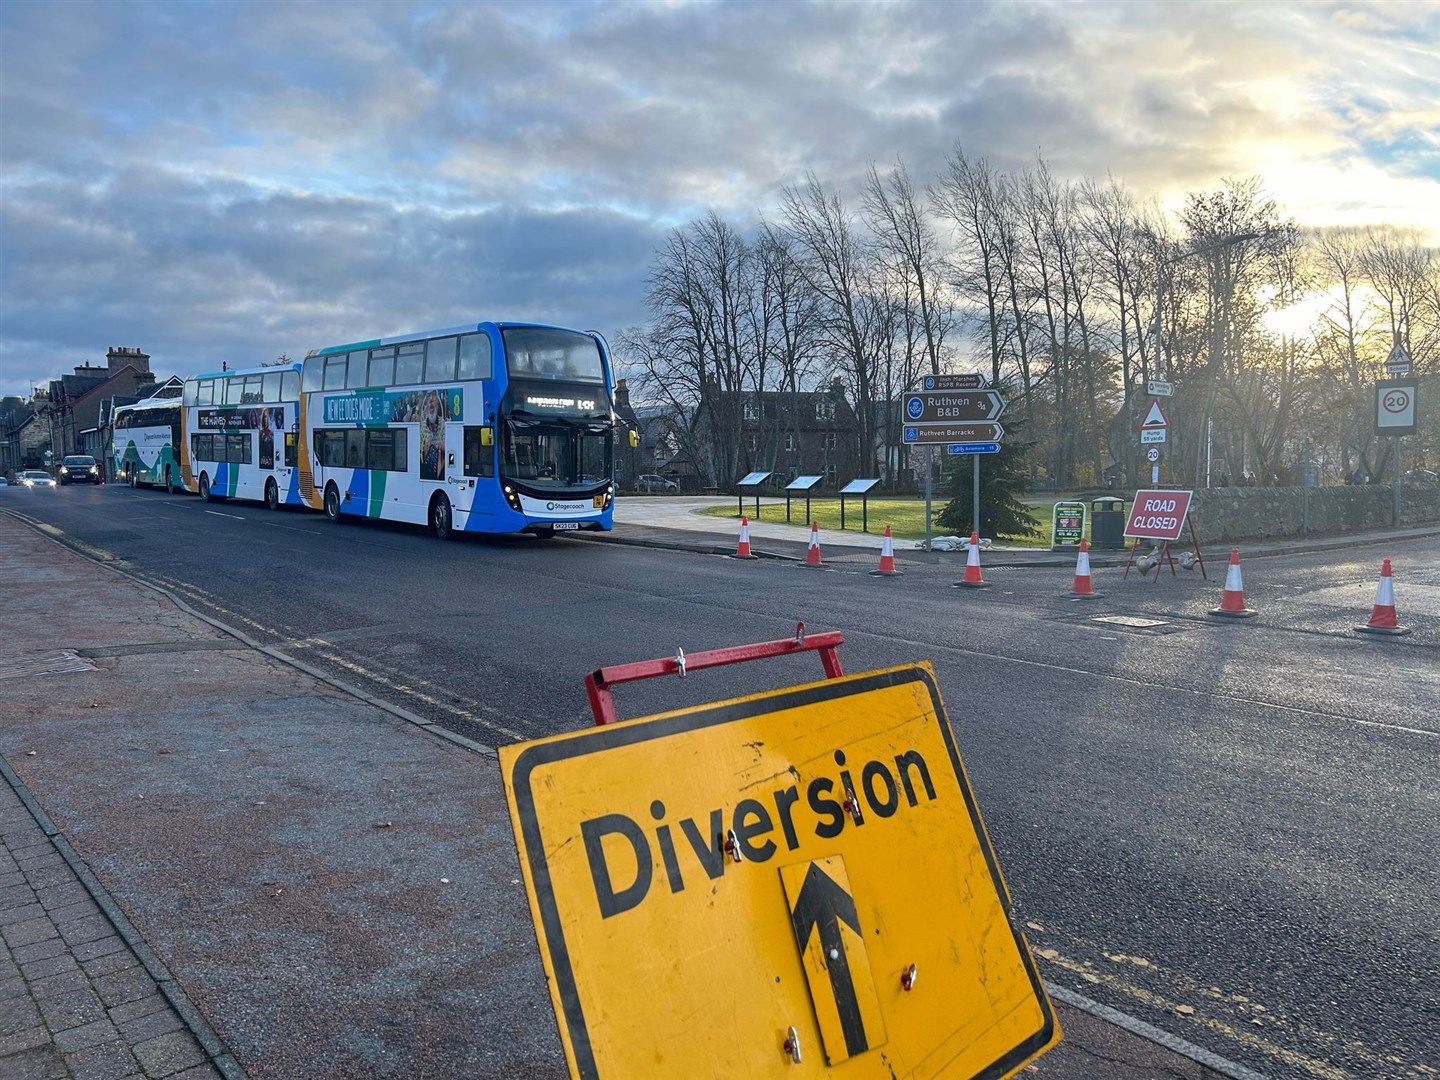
[[924, 447, 933, 551], [1394, 434, 1401, 525], [972, 454, 980, 537]]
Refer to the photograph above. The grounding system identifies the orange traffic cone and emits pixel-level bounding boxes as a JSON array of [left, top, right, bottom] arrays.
[[1208, 548, 1256, 618], [1356, 559, 1411, 636], [733, 515, 758, 559], [870, 525, 903, 576], [804, 522, 823, 567], [1069, 538, 1098, 597], [954, 532, 988, 588]]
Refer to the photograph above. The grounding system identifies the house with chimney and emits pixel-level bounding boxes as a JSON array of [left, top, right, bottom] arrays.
[[43, 347, 157, 463]]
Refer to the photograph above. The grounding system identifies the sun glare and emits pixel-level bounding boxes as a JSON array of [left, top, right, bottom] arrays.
[[1261, 288, 1343, 341]]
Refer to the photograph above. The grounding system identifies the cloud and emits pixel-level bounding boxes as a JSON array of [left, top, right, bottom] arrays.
[[2, 0, 1436, 397]]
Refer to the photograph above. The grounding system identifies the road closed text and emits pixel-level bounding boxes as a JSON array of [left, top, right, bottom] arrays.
[[1131, 496, 1181, 533], [1123, 488, 1194, 541], [580, 748, 938, 919]]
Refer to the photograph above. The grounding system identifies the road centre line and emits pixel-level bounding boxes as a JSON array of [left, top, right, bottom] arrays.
[[202, 509, 246, 519]]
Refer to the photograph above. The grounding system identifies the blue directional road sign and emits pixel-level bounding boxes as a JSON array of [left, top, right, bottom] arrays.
[[946, 443, 1000, 455]]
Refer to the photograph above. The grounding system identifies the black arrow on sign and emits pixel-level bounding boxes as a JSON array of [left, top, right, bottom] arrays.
[[790, 863, 867, 1056]]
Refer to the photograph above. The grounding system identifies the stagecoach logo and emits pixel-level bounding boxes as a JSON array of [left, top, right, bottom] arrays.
[[545, 500, 589, 513]]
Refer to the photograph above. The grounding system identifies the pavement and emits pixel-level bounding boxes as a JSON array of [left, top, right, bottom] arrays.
[[7, 500, 1433, 1078]]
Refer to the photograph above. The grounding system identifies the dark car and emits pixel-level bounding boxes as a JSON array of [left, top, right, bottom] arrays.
[[59, 455, 101, 484]]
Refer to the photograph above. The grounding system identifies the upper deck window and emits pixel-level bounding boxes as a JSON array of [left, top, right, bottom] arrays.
[[502, 327, 602, 382]]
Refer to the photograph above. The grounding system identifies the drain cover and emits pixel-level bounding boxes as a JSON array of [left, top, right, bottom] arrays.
[[0, 651, 99, 680], [1087, 614, 1187, 636]]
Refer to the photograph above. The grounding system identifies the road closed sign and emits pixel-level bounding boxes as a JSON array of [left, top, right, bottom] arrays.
[[1124, 489, 1195, 541], [500, 665, 1059, 1079]]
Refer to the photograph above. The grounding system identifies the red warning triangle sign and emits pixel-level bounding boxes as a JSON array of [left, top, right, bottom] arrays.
[[1141, 400, 1169, 428]]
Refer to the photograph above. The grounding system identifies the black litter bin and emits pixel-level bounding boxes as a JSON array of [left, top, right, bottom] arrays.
[[1091, 496, 1127, 549]]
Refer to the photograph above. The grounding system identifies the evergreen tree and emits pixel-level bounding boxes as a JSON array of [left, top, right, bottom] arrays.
[[935, 424, 1037, 538]]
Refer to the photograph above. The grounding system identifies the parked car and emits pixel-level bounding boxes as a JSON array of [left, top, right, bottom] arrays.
[[59, 454, 101, 484], [19, 470, 56, 488], [0, 475, 8, 489], [636, 474, 679, 493]]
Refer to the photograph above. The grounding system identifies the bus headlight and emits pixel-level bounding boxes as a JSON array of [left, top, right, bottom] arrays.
[[502, 484, 522, 511]]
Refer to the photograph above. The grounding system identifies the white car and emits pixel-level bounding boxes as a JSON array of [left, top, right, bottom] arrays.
[[636, 474, 679, 493], [19, 470, 56, 488]]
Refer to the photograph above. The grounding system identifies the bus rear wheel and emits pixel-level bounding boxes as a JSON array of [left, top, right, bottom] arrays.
[[324, 483, 341, 523], [165, 469, 176, 495], [128, 467, 138, 488], [199, 474, 212, 502], [264, 479, 279, 511], [431, 495, 453, 540]]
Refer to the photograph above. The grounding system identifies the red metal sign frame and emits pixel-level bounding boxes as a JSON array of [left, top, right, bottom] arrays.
[[584, 623, 845, 726]]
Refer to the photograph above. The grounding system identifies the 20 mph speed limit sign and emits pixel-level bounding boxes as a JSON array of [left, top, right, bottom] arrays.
[[1375, 379, 1418, 436]]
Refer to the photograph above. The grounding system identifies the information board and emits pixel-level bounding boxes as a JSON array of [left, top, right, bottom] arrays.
[[1050, 501, 1087, 549]]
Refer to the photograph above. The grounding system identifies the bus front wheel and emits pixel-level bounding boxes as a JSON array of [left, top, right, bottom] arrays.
[[324, 484, 342, 523], [128, 467, 137, 488], [265, 479, 279, 511], [431, 495, 453, 541], [199, 474, 212, 502]]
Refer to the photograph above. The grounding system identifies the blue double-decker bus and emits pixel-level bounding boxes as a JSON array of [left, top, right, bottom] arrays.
[[297, 321, 626, 538]]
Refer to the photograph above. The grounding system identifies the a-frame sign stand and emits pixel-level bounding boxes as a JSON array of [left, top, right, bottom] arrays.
[[1121, 489, 1209, 581]]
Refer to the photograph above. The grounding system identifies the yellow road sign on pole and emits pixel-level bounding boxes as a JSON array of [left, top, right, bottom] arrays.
[[500, 664, 1060, 1079]]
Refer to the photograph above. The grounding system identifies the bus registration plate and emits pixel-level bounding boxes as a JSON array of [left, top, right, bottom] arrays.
[[552, 522, 581, 531]]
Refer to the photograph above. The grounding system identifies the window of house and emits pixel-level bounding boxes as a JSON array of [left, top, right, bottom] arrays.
[[743, 396, 758, 422], [784, 433, 798, 452], [746, 433, 758, 452], [816, 397, 835, 421], [825, 463, 837, 484], [822, 432, 837, 451]]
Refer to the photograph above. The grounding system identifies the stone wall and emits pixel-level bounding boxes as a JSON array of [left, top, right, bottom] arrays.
[[1187, 484, 1440, 543]]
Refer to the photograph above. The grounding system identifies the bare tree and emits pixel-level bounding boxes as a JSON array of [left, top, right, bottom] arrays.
[[863, 159, 952, 376], [779, 173, 884, 475], [932, 148, 1008, 387]]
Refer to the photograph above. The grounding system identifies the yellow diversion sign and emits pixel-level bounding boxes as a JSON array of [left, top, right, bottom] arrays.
[[500, 664, 1059, 1079]]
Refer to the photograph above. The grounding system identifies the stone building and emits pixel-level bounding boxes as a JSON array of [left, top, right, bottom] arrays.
[[43, 347, 156, 462]]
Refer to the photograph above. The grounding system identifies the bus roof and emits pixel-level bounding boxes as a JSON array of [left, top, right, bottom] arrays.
[[313, 321, 591, 357], [188, 361, 303, 380], [113, 397, 181, 413]]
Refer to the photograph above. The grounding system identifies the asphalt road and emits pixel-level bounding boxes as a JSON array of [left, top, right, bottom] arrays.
[[5, 483, 1437, 1079]]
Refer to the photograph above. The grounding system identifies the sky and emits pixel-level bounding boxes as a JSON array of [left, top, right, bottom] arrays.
[[2, 0, 1437, 400]]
